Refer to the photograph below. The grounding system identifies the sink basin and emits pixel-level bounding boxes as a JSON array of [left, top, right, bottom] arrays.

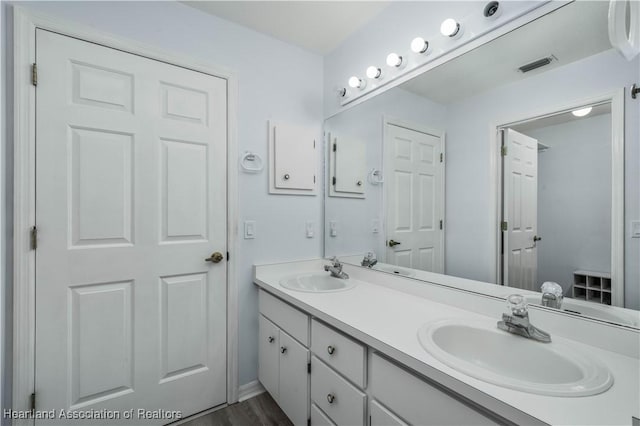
[[372, 264, 415, 277], [520, 295, 639, 327], [280, 273, 356, 293], [418, 319, 613, 397]]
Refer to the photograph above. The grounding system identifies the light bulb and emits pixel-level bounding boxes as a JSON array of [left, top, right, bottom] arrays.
[[386, 53, 403, 67], [572, 107, 592, 117], [411, 37, 429, 54], [337, 87, 347, 98], [348, 76, 366, 89], [440, 18, 461, 37], [366, 66, 382, 79]]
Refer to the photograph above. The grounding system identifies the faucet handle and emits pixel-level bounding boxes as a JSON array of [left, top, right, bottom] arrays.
[[506, 294, 528, 316]]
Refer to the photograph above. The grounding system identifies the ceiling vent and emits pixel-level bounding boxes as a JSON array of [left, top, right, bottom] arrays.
[[518, 55, 557, 73]]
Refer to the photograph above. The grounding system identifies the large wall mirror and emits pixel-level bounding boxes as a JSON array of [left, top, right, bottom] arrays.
[[324, 1, 640, 328]]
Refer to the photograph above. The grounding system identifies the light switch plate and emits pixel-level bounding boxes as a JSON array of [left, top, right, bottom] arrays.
[[329, 221, 338, 237], [305, 221, 314, 238], [244, 220, 256, 239], [632, 221, 640, 238], [372, 219, 380, 234]]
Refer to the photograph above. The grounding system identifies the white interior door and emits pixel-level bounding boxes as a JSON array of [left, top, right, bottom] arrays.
[[385, 123, 444, 273], [503, 128, 538, 290], [35, 29, 228, 423]]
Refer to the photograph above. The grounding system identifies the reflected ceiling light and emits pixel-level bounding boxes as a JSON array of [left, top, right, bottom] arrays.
[[348, 76, 366, 90], [386, 53, 403, 68], [410, 37, 429, 54], [440, 18, 462, 38], [572, 107, 592, 117], [366, 66, 382, 79]]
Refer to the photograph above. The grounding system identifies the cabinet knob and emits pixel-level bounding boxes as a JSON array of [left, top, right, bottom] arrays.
[[326, 393, 335, 404], [267, 336, 274, 343], [283, 173, 290, 180], [327, 345, 336, 355], [356, 180, 362, 186], [280, 346, 287, 354]]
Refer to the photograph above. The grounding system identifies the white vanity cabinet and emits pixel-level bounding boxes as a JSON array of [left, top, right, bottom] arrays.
[[258, 289, 506, 426], [258, 291, 310, 426]]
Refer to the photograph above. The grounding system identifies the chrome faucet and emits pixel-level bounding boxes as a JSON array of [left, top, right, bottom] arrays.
[[361, 252, 378, 268], [324, 257, 349, 279], [497, 294, 551, 343], [540, 281, 563, 310]]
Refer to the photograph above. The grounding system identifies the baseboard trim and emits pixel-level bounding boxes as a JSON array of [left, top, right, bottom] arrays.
[[238, 380, 266, 402]]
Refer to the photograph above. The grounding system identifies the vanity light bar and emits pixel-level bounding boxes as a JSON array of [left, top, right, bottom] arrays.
[[340, 1, 504, 102]]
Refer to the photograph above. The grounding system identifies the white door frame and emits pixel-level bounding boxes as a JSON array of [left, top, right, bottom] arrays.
[[488, 89, 625, 306], [12, 6, 240, 419], [382, 116, 446, 273]]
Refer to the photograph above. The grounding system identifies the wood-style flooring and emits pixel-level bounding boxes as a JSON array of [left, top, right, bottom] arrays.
[[178, 392, 293, 426]]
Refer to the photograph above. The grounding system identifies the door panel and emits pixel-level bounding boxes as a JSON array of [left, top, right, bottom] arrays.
[[386, 124, 444, 273], [503, 128, 538, 290], [279, 332, 310, 426], [35, 29, 228, 423], [258, 315, 280, 400]]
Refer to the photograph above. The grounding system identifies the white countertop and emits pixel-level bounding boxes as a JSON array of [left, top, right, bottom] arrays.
[[254, 259, 640, 426]]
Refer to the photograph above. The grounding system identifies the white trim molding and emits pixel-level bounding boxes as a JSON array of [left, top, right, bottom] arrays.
[[238, 380, 266, 402], [11, 6, 240, 420], [489, 89, 625, 307]]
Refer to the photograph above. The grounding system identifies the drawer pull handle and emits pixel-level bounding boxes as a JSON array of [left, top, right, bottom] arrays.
[[267, 336, 274, 343], [280, 346, 287, 354], [327, 345, 336, 355], [326, 393, 335, 404]]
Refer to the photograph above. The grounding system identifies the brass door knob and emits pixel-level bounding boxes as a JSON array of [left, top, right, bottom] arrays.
[[205, 252, 224, 263], [388, 239, 401, 247]]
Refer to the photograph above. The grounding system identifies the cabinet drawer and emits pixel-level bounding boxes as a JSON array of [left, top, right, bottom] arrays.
[[311, 319, 366, 388], [311, 356, 366, 426], [259, 289, 309, 345], [370, 354, 499, 426], [370, 400, 408, 426], [311, 404, 336, 426]]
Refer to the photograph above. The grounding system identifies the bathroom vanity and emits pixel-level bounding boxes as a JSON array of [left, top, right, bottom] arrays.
[[254, 259, 640, 426]]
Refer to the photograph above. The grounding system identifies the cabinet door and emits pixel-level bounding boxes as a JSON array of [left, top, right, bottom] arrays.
[[279, 331, 310, 426], [259, 315, 280, 400]]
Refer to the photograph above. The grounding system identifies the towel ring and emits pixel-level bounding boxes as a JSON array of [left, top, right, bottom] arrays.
[[240, 151, 264, 173]]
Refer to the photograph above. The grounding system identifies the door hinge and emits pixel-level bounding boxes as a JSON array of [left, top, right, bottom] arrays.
[[439, 220, 443, 230], [440, 152, 443, 163], [313, 140, 316, 148], [30, 392, 36, 411], [501, 221, 508, 231], [332, 176, 336, 186], [31, 63, 38, 87], [313, 175, 316, 184], [226, 251, 230, 261], [30, 226, 38, 250], [333, 143, 337, 152], [307, 362, 311, 374], [501, 146, 508, 156]]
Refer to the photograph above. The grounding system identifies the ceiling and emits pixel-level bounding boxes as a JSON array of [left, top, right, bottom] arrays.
[[401, 1, 612, 104], [182, 1, 391, 55]]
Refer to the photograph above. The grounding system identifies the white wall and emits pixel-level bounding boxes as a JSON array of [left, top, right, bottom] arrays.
[[0, 0, 324, 409], [445, 49, 639, 309], [524, 114, 612, 295], [324, 88, 447, 259]]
